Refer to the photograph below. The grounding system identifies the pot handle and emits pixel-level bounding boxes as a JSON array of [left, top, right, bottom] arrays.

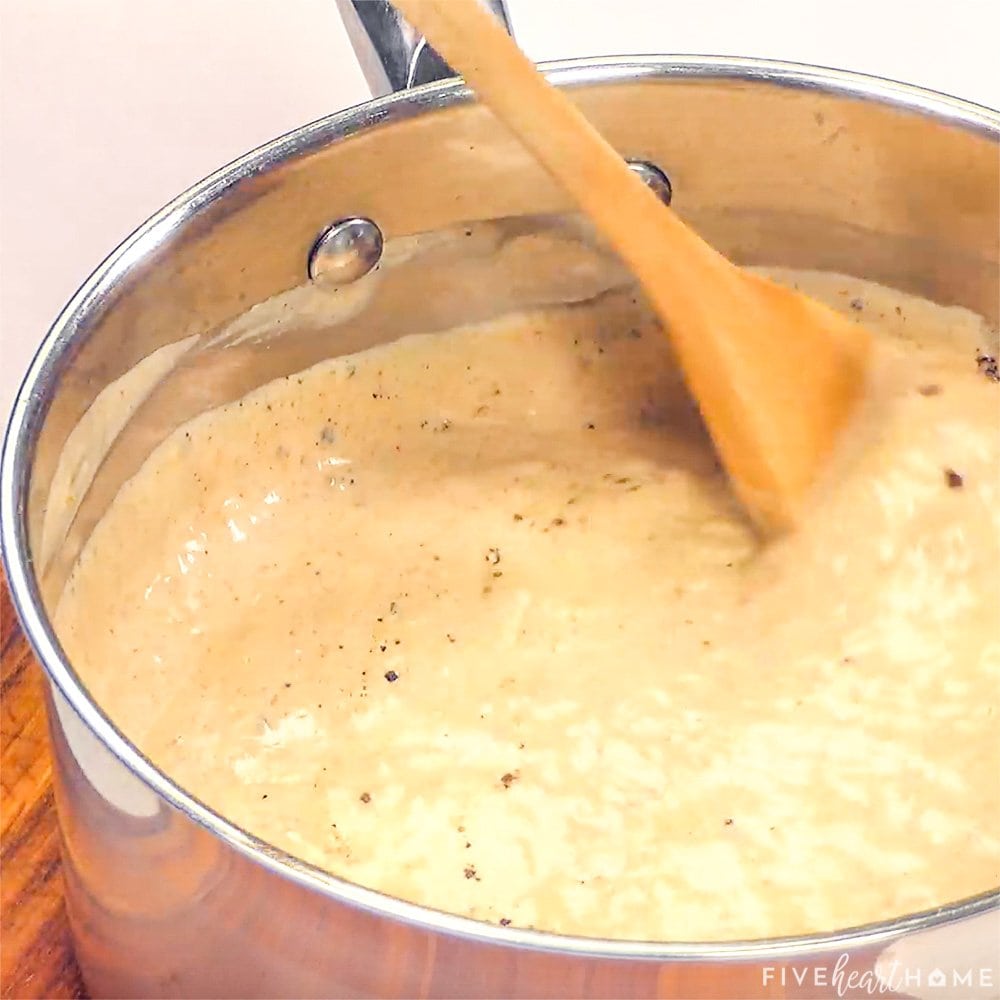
[[335, 0, 514, 97]]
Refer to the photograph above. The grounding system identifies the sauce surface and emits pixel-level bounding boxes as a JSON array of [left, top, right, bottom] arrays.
[[55, 269, 1000, 941]]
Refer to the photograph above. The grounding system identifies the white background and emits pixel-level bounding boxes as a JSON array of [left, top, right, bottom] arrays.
[[2, 0, 998, 420]]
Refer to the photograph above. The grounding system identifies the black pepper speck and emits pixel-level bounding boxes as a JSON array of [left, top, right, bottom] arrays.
[[976, 352, 999, 382]]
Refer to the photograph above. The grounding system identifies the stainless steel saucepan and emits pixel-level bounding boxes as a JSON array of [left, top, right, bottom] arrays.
[[2, 4, 998, 996]]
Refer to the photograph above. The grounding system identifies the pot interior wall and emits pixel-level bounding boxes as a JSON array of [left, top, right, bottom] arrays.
[[25, 71, 1000, 614]]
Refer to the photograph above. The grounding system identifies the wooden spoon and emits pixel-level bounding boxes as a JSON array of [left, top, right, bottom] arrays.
[[392, 0, 872, 532]]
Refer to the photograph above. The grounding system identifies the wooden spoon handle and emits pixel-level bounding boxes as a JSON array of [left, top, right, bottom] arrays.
[[392, 0, 729, 295]]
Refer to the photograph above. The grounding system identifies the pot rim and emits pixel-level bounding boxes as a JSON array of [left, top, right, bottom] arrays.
[[3, 55, 998, 961]]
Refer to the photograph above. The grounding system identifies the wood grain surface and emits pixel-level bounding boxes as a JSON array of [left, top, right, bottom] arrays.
[[1, 571, 86, 999]]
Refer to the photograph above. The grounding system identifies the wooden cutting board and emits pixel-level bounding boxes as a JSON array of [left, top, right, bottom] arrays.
[[1, 570, 86, 999]]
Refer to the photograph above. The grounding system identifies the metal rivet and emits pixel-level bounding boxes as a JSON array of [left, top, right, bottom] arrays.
[[309, 217, 384, 284], [627, 160, 673, 205]]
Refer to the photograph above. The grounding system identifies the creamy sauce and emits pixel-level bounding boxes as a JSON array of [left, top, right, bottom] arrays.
[[55, 269, 1000, 941]]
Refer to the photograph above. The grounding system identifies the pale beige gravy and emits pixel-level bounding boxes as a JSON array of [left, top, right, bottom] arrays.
[[55, 269, 1000, 941]]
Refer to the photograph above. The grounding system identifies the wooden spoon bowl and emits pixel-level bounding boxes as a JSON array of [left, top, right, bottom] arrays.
[[392, 0, 872, 531]]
